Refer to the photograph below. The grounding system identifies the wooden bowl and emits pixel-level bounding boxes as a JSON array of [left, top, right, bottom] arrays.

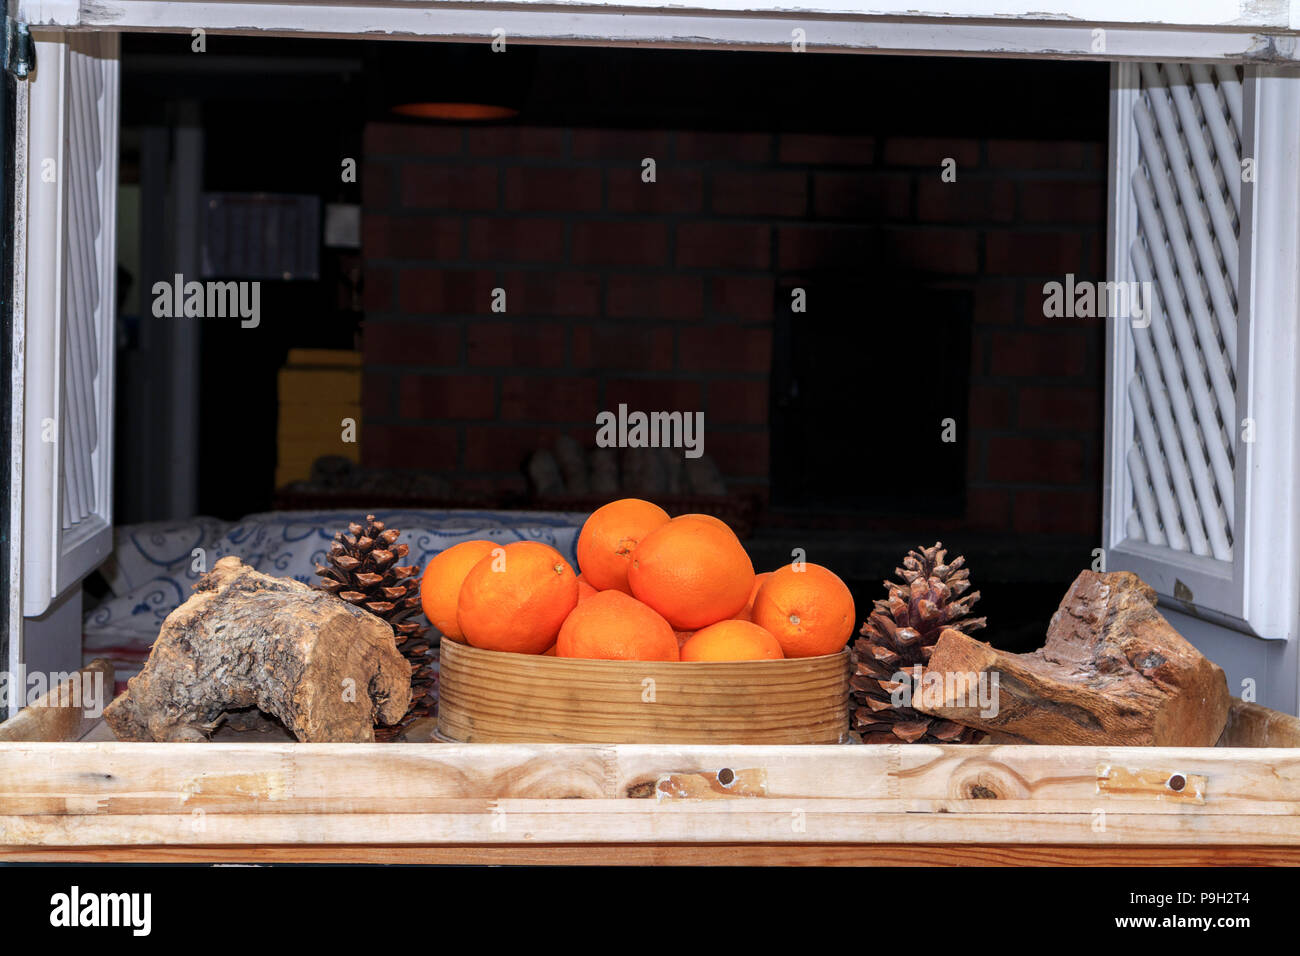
[[436, 638, 851, 744]]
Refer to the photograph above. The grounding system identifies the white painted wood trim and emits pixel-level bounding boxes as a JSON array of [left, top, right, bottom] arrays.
[[16, 0, 1300, 63], [1237, 67, 1300, 645], [6, 78, 32, 718], [19, 33, 119, 619]]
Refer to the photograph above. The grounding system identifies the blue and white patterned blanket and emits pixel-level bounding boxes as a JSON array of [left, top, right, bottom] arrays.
[[84, 509, 587, 685]]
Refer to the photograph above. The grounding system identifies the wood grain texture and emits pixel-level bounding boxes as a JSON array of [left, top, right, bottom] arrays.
[[2, 843, 1297, 866], [437, 638, 851, 744], [4, 742, 1300, 849], [0, 660, 113, 743], [918, 572, 1231, 747], [1219, 698, 1300, 747]]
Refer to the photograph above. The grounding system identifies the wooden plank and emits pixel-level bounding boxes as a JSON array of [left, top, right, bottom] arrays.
[[1219, 698, 1300, 747], [6, 806, 1300, 846], [4, 743, 1300, 816], [0, 660, 113, 743], [3, 843, 1299, 866]]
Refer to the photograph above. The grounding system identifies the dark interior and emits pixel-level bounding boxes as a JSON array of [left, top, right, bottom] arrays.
[[112, 35, 1111, 651]]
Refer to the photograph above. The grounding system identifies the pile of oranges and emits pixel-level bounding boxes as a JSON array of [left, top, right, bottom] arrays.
[[418, 498, 855, 662]]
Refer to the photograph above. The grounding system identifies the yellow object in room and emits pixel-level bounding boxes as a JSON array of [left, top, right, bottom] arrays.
[[275, 349, 362, 488]]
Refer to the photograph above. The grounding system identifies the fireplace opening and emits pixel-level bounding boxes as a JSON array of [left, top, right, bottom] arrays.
[[92, 34, 1110, 690]]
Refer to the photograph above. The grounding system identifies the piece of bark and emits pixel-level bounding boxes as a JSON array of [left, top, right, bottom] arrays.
[[104, 556, 411, 743], [914, 571, 1231, 747]]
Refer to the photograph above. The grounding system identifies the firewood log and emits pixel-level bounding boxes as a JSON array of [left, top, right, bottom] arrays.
[[104, 557, 411, 742], [913, 571, 1231, 747]]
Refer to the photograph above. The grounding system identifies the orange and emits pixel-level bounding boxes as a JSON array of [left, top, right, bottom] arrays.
[[543, 644, 557, 656], [577, 578, 598, 603], [674, 629, 695, 650], [676, 512, 731, 530], [576, 498, 671, 594], [457, 541, 579, 654], [419, 539, 497, 643], [680, 620, 784, 662], [628, 516, 754, 630], [555, 590, 678, 661], [731, 571, 771, 622], [751, 563, 855, 658]]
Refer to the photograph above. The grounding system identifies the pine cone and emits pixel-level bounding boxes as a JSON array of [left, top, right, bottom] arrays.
[[315, 515, 433, 740], [850, 542, 986, 744]]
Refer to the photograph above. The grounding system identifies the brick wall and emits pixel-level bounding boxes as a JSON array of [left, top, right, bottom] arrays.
[[361, 121, 1106, 535]]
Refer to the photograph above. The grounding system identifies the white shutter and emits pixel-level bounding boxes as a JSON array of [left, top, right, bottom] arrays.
[[20, 33, 119, 617], [1105, 62, 1300, 641]]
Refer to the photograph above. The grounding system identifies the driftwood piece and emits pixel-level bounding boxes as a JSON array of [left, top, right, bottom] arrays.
[[0, 660, 114, 742], [915, 571, 1231, 746], [104, 557, 410, 743]]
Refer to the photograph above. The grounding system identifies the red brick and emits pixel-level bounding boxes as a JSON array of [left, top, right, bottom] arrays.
[[401, 165, 499, 210], [466, 127, 567, 159], [812, 172, 911, 220], [974, 283, 1017, 325], [363, 267, 394, 312], [467, 322, 567, 368], [778, 134, 875, 165], [989, 332, 1089, 377], [1011, 489, 1101, 535], [677, 222, 770, 270], [985, 231, 1084, 275], [362, 163, 394, 209], [881, 228, 979, 274], [467, 218, 565, 263], [1017, 386, 1102, 431], [572, 129, 672, 159], [987, 139, 1098, 170], [362, 424, 459, 470], [607, 167, 704, 214], [711, 171, 807, 217], [709, 380, 769, 425], [712, 276, 774, 322], [464, 426, 571, 473], [1022, 279, 1110, 327], [986, 436, 1085, 484], [606, 274, 704, 319], [677, 131, 772, 162], [1020, 181, 1106, 224], [363, 214, 461, 259], [916, 179, 1016, 223], [364, 122, 463, 157], [572, 221, 670, 267], [363, 321, 461, 366], [501, 375, 599, 421], [362, 372, 394, 418], [777, 225, 877, 270], [706, 430, 769, 479], [503, 167, 602, 212], [963, 487, 1013, 532], [884, 137, 979, 168], [679, 327, 772, 374], [605, 378, 704, 411], [398, 268, 496, 314], [399, 374, 496, 420], [502, 270, 601, 317], [572, 325, 675, 372], [968, 385, 1012, 428]]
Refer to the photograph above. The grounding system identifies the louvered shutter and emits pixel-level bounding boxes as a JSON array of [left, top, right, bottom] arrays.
[[1105, 63, 1300, 641], [20, 33, 119, 617]]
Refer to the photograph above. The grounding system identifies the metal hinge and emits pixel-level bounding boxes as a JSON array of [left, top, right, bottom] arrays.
[[4, 16, 33, 79]]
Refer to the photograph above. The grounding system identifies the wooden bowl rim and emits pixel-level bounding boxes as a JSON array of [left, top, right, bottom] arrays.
[[440, 638, 850, 668]]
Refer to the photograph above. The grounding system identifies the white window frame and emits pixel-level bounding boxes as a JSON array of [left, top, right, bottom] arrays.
[[7, 1, 1300, 697]]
